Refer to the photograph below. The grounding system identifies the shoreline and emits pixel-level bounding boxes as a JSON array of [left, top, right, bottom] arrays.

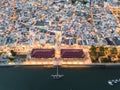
[[1, 63, 120, 68]]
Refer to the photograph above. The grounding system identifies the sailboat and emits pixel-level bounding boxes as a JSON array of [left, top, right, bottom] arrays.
[[51, 66, 64, 79]]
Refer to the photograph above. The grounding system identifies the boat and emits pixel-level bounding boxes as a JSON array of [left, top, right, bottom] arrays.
[[114, 80, 118, 83], [51, 66, 64, 80], [108, 80, 113, 86], [108, 78, 120, 86]]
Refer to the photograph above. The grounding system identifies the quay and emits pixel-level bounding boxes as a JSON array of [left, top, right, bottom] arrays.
[[1, 60, 120, 69]]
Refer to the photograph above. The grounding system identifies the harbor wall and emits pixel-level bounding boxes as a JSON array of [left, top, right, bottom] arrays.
[[61, 63, 120, 69], [0, 64, 55, 68], [1, 63, 120, 68]]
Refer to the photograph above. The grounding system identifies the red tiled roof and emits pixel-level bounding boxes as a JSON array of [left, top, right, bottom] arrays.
[[31, 49, 55, 58], [61, 49, 84, 58]]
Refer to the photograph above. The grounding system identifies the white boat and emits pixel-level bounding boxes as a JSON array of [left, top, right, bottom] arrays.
[[114, 80, 118, 83], [108, 80, 113, 86], [108, 78, 120, 86], [51, 66, 64, 80]]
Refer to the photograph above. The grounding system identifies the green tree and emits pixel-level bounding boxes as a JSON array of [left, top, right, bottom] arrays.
[[90, 56, 99, 63], [111, 47, 118, 54], [8, 57, 14, 62], [90, 45, 96, 52], [10, 50, 17, 57], [0, 52, 3, 56], [117, 53, 120, 58], [89, 46, 97, 56], [100, 57, 111, 63], [89, 45, 98, 62], [104, 47, 109, 56], [99, 46, 105, 56]]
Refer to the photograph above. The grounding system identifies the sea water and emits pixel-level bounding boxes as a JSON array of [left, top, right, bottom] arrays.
[[0, 66, 120, 90]]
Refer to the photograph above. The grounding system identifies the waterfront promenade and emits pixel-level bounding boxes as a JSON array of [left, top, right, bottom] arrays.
[[1, 45, 120, 67], [1, 59, 120, 69]]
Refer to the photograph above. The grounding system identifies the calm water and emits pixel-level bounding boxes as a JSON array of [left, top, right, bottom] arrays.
[[0, 66, 120, 90]]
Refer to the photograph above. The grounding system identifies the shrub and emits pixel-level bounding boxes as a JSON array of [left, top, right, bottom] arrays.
[[0, 52, 3, 56], [8, 57, 14, 62], [100, 57, 111, 63]]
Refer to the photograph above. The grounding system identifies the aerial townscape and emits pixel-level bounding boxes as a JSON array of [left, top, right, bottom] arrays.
[[0, 0, 120, 66]]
